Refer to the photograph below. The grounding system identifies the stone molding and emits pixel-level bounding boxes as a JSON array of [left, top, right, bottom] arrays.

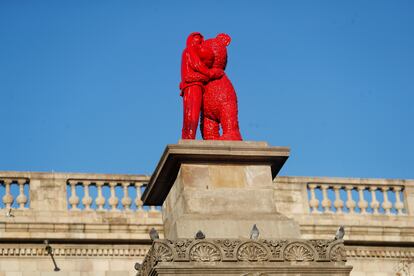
[[138, 239, 347, 276], [0, 243, 411, 261], [346, 246, 414, 260], [0, 219, 163, 240], [0, 244, 150, 258]]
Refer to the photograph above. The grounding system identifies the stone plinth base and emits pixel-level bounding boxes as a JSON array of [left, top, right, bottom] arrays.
[[143, 141, 300, 240], [138, 239, 352, 276], [162, 162, 299, 239]]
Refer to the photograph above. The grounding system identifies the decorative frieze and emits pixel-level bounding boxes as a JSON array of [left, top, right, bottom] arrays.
[[0, 243, 411, 263], [138, 239, 347, 276]]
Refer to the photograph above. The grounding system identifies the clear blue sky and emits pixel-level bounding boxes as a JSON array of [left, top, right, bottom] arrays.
[[0, 1, 413, 179]]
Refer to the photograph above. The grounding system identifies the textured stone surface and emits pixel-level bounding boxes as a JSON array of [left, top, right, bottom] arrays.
[[162, 162, 300, 239], [0, 172, 162, 241], [142, 140, 290, 205], [138, 238, 351, 276], [274, 176, 414, 243], [0, 243, 150, 276], [1, 166, 414, 275]]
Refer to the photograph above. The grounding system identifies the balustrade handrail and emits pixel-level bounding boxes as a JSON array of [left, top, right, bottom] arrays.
[[0, 171, 151, 181], [306, 182, 406, 188], [276, 175, 413, 186]]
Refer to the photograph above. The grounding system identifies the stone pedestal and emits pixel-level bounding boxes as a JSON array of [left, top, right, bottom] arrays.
[[142, 140, 300, 240], [140, 140, 352, 275]]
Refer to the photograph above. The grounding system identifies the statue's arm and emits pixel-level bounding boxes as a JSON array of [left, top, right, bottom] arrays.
[[187, 48, 211, 77], [184, 72, 209, 83]]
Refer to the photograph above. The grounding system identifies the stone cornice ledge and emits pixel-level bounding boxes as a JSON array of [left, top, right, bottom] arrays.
[[143, 140, 290, 205], [299, 222, 414, 242], [0, 221, 163, 240], [138, 238, 349, 276]]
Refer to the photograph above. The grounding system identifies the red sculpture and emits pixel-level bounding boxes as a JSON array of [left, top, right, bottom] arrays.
[[180, 33, 242, 141]]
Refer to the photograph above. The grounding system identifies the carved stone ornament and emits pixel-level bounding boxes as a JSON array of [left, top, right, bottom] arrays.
[[153, 242, 173, 262], [215, 239, 241, 258], [330, 243, 347, 262], [263, 240, 287, 260], [237, 242, 269, 262], [137, 238, 348, 276], [189, 242, 222, 262], [309, 239, 331, 260], [283, 242, 315, 262], [173, 239, 192, 259]]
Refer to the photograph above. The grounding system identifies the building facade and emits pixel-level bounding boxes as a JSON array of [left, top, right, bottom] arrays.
[[0, 171, 413, 275]]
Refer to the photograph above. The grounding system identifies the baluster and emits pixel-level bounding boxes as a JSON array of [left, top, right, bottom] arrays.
[[82, 181, 93, 210], [68, 180, 80, 210], [381, 186, 392, 215], [135, 182, 144, 211], [345, 185, 356, 214], [149, 205, 158, 212], [108, 182, 119, 211], [394, 186, 405, 215], [369, 186, 379, 214], [2, 180, 14, 209], [308, 184, 320, 213], [95, 181, 105, 211], [16, 179, 28, 209], [121, 182, 132, 211], [320, 184, 332, 213], [357, 186, 368, 214], [333, 185, 344, 214]]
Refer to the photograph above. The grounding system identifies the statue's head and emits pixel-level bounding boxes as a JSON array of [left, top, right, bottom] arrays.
[[216, 33, 231, 46], [186, 32, 204, 47]]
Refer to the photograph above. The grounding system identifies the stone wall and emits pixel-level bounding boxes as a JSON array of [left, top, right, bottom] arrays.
[[1, 172, 413, 275], [0, 243, 149, 276]]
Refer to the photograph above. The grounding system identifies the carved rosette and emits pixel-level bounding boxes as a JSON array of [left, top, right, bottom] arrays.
[[283, 242, 315, 262], [329, 243, 347, 262], [237, 242, 269, 262], [189, 242, 222, 262], [153, 242, 173, 262]]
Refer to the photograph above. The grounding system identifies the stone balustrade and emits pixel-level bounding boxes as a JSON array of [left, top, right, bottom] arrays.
[[275, 176, 414, 243], [66, 178, 159, 212], [0, 171, 162, 241], [1, 172, 414, 243], [0, 176, 30, 210], [307, 182, 406, 215], [1, 171, 413, 275]]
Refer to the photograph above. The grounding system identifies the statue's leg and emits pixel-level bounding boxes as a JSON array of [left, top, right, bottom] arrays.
[[181, 86, 203, 139], [202, 117, 220, 140], [219, 103, 242, 141]]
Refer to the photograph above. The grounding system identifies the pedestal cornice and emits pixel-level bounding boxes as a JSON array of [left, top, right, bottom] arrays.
[[142, 140, 290, 205]]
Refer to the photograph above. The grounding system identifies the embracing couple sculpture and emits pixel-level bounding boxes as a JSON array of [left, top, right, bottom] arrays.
[[180, 32, 242, 141]]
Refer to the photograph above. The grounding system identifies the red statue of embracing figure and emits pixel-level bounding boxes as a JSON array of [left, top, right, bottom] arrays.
[[180, 32, 242, 141]]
